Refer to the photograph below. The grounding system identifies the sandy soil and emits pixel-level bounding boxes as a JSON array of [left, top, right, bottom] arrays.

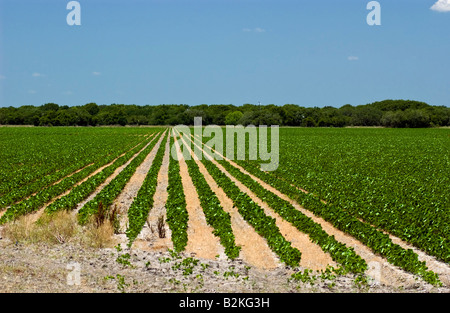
[[185, 133, 335, 271], [3, 239, 444, 293], [178, 135, 280, 270], [132, 133, 173, 252], [114, 131, 166, 233], [73, 133, 158, 214], [172, 132, 224, 260]]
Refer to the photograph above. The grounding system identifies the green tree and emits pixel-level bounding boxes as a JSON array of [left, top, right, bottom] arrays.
[[281, 104, 306, 126], [403, 109, 430, 128], [225, 111, 243, 125], [41, 103, 59, 111], [351, 106, 383, 126], [84, 102, 100, 115], [302, 117, 317, 127]]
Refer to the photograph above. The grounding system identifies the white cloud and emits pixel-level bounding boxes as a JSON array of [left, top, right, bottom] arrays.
[[32, 72, 45, 77], [242, 27, 266, 33], [27, 90, 37, 94], [431, 0, 450, 12], [62, 90, 73, 95], [92, 71, 101, 76], [348, 56, 359, 61]]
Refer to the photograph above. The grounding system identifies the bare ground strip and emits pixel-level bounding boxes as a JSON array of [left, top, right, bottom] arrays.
[[73, 133, 159, 215], [114, 130, 167, 234], [178, 133, 280, 269], [173, 132, 224, 260], [131, 133, 174, 252], [186, 133, 335, 271]]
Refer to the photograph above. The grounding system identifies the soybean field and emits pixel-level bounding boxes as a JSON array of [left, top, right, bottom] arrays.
[[0, 126, 449, 289]]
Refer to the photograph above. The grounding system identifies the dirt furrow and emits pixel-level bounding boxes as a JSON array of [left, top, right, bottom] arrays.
[[178, 134, 279, 269], [114, 131, 166, 234], [0, 137, 155, 224], [0, 163, 94, 216], [187, 134, 335, 271], [259, 161, 450, 283], [173, 132, 224, 260], [196, 136, 436, 287], [131, 133, 173, 252], [386, 233, 450, 286], [73, 133, 159, 214]]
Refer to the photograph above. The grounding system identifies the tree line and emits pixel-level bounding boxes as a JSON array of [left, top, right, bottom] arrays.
[[0, 100, 449, 127]]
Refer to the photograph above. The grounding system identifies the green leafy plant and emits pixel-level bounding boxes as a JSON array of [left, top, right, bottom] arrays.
[[126, 132, 167, 245], [230, 128, 443, 286], [165, 134, 189, 252], [45, 135, 154, 215], [78, 132, 163, 225], [184, 153, 241, 259], [104, 274, 130, 293], [200, 152, 302, 267], [217, 157, 367, 274]]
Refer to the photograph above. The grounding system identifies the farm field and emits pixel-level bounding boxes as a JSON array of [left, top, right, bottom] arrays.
[[236, 128, 450, 262], [226, 128, 450, 284], [0, 126, 449, 293]]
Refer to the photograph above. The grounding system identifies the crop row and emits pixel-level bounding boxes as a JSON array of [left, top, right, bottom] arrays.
[[216, 157, 368, 274], [44, 134, 157, 215], [272, 128, 450, 264], [165, 133, 189, 252], [180, 136, 241, 259], [126, 132, 168, 246], [0, 128, 148, 201], [235, 158, 441, 285], [0, 144, 140, 209], [0, 133, 154, 225], [198, 127, 442, 285], [197, 148, 302, 267], [0, 164, 97, 224], [77, 132, 163, 225]]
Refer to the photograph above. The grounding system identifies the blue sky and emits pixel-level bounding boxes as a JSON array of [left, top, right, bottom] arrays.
[[0, 0, 449, 108]]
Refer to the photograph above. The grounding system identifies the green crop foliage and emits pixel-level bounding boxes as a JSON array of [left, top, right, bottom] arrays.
[[217, 157, 367, 274], [126, 132, 167, 245], [44, 137, 151, 215], [228, 128, 446, 285], [77, 131, 163, 225], [200, 153, 302, 268], [184, 154, 241, 259], [0, 127, 151, 208], [0, 128, 163, 224], [165, 134, 189, 252]]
